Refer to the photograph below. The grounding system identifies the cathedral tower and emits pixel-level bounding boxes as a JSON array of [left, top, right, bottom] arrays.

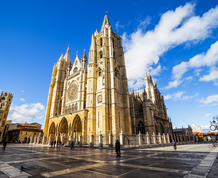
[[86, 14, 132, 142]]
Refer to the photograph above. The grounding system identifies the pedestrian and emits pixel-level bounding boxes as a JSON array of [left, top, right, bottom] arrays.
[[172, 140, 177, 151], [59, 141, 61, 148], [2, 139, 7, 150], [54, 140, 56, 147], [115, 140, 121, 157], [51, 141, 53, 147], [71, 141, 74, 150]]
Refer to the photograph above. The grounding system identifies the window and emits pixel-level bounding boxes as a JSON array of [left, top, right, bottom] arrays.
[[100, 52, 102, 59], [74, 67, 78, 72], [100, 38, 102, 47], [115, 68, 119, 78], [99, 70, 101, 77]]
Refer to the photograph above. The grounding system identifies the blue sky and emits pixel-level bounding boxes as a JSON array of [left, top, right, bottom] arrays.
[[1, 0, 218, 131]]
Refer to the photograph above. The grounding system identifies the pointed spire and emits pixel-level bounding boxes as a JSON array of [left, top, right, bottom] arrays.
[[131, 88, 134, 94], [153, 78, 156, 86], [145, 70, 148, 77], [100, 14, 111, 32], [143, 85, 145, 92], [74, 50, 80, 62], [64, 47, 71, 63], [82, 49, 86, 58]]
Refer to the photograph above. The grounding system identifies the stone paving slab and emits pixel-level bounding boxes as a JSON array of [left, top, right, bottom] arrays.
[[0, 143, 218, 177]]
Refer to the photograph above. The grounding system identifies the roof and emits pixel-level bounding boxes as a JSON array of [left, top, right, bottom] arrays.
[[17, 123, 37, 127], [173, 128, 185, 132], [8, 128, 43, 132]]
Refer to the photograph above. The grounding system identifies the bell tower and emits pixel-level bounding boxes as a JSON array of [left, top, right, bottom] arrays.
[[86, 14, 132, 142]]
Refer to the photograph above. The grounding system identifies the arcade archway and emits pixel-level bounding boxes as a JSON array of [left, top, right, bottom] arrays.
[[72, 115, 82, 142], [59, 118, 68, 134], [49, 122, 56, 137]]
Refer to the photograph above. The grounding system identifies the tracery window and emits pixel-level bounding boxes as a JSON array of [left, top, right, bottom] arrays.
[[74, 67, 78, 73], [99, 69, 101, 77]]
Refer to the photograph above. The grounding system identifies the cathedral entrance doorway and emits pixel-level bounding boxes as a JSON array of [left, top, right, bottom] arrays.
[[72, 115, 82, 144], [59, 118, 68, 144], [136, 121, 145, 134], [49, 122, 55, 141]]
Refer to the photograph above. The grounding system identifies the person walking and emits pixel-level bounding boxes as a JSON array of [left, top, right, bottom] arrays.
[[172, 140, 177, 151], [51, 141, 53, 147], [2, 139, 7, 150], [115, 140, 121, 157], [59, 141, 62, 148], [71, 141, 74, 150], [54, 140, 56, 147]]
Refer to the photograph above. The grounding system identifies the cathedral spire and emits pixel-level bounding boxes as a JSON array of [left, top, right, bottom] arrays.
[[64, 47, 71, 63], [100, 13, 111, 32]]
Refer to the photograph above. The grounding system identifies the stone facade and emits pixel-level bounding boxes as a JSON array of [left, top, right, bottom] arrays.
[[8, 123, 43, 143], [129, 72, 173, 135], [43, 14, 172, 146], [0, 91, 13, 141]]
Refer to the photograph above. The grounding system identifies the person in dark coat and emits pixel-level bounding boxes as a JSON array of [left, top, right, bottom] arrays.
[[51, 141, 53, 147], [115, 140, 121, 157], [2, 139, 7, 150], [172, 140, 177, 150], [71, 141, 74, 150]]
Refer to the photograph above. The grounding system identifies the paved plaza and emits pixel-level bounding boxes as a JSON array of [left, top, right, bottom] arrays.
[[0, 143, 218, 178]]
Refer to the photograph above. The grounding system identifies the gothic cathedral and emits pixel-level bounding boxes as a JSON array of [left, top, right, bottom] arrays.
[[43, 14, 172, 145]]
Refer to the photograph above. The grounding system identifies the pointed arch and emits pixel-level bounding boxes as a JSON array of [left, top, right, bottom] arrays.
[[72, 114, 82, 133], [59, 117, 68, 134], [49, 122, 55, 136]]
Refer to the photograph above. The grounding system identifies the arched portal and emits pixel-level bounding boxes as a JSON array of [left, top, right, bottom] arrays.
[[136, 121, 145, 134], [72, 115, 82, 142], [59, 118, 68, 134], [49, 122, 56, 136]]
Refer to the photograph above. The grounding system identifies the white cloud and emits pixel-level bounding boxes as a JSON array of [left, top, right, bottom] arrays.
[[200, 94, 218, 104], [165, 79, 182, 89], [123, 3, 218, 89], [199, 66, 218, 82], [115, 21, 125, 31], [185, 76, 193, 81], [173, 91, 186, 99], [206, 113, 212, 117], [21, 90, 24, 92], [20, 98, 25, 102], [201, 125, 210, 130], [8, 103, 45, 123], [167, 41, 218, 88], [165, 91, 198, 101], [164, 94, 172, 100]]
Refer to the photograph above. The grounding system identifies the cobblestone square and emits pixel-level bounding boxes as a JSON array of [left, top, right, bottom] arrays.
[[0, 143, 217, 178]]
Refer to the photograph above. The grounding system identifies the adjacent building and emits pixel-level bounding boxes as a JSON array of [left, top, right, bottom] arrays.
[[43, 14, 173, 146], [8, 123, 43, 142], [0, 91, 13, 141]]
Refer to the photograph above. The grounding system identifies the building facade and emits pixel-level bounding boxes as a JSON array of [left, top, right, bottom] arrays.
[[8, 123, 43, 143], [43, 14, 172, 146], [0, 91, 13, 141], [129, 72, 173, 135]]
